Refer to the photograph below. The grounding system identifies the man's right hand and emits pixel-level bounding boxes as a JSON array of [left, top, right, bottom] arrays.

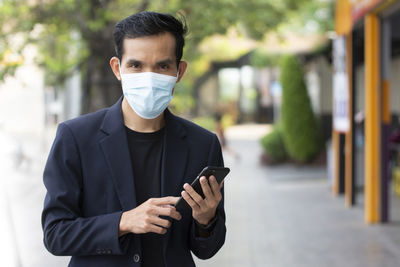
[[118, 196, 181, 237]]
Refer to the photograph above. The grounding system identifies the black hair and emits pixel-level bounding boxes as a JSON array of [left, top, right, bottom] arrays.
[[113, 11, 187, 66]]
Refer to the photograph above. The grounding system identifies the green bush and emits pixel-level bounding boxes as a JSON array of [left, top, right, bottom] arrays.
[[280, 55, 322, 163], [260, 127, 287, 162]]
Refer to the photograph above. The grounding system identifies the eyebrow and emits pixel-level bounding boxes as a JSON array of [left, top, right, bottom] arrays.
[[125, 58, 174, 66], [125, 59, 142, 66], [156, 58, 174, 65]]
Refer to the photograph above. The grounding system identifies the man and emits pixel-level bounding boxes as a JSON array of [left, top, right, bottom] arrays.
[[41, 11, 226, 267]]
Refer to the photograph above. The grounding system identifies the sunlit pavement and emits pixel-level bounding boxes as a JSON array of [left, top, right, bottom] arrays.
[[2, 124, 400, 266]]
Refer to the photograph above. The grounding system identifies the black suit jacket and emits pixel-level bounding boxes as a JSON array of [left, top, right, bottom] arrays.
[[41, 98, 226, 267]]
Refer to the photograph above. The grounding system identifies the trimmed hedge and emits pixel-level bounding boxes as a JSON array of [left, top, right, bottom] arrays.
[[279, 55, 322, 163], [260, 127, 287, 163]]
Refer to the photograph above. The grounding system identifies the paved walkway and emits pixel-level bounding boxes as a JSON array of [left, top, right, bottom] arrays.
[[196, 125, 400, 267], [2, 124, 400, 266]]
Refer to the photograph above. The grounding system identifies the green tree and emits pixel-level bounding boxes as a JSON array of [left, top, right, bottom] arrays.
[[280, 55, 322, 163], [0, 0, 332, 114]]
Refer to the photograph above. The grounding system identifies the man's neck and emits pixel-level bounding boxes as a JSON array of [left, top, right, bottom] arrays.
[[121, 97, 165, 133]]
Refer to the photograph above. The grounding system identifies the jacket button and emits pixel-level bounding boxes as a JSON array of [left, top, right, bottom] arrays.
[[133, 254, 140, 262]]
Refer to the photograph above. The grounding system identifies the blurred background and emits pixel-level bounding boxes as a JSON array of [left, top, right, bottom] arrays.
[[2, 0, 400, 266]]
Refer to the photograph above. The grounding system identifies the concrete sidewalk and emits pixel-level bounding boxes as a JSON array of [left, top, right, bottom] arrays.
[[2, 124, 400, 266], [196, 125, 400, 267]]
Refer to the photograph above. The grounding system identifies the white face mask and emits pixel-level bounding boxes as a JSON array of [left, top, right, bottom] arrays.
[[119, 61, 179, 119]]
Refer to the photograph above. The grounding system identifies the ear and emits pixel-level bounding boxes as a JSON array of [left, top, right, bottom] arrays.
[[110, 56, 121, 81], [176, 61, 187, 83]]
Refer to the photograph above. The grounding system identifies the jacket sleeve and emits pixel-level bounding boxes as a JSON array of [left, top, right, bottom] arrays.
[[41, 123, 129, 256], [189, 134, 227, 259]]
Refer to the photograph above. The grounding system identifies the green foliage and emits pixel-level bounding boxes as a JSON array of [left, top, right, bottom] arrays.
[[169, 79, 195, 115], [0, 0, 333, 112], [278, 0, 334, 34], [260, 127, 287, 162], [250, 49, 281, 68], [190, 113, 234, 132], [192, 116, 216, 132], [280, 55, 322, 163]]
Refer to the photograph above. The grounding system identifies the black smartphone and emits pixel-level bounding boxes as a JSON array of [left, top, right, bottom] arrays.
[[175, 166, 230, 211]]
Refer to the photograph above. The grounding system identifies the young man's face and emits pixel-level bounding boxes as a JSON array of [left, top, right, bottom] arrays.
[[110, 32, 187, 81]]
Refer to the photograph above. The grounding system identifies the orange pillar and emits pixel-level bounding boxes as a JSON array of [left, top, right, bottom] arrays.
[[364, 14, 381, 223], [345, 32, 354, 206]]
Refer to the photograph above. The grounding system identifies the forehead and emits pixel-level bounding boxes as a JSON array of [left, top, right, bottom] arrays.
[[121, 32, 176, 62]]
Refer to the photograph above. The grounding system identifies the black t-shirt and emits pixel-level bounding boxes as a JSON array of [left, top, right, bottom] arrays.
[[125, 126, 165, 267]]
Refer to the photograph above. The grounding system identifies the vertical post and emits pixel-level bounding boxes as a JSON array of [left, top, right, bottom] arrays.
[[340, 134, 346, 193], [364, 14, 381, 223], [333, 130, 340, 195], [333, 132, 346, 195], [333, 0, 352, 198], [381, 19, 391, 223], [345, 32, 355, 206]]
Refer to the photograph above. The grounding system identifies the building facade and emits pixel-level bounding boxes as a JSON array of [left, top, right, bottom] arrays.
[[334, 0, 400, 223]]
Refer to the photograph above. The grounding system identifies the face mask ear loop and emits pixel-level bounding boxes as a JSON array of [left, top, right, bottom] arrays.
[[176, 63, 180, 79]]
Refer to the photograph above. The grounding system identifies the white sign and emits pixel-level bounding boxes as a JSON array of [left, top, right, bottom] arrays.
[[333, 72, 350, 132], [333, 37, 350, 133]]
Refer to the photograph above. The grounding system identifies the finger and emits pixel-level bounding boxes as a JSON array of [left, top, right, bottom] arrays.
[[209, 176, 222, 201], [181, 190, 200, 210], [183, 182, 204, 204], [148, 224, 167, 235], [200, 176, 214, 199], [151, 196, 180, 206], [151, 216, 172, 229], [209, 175, 221, 194], [156, 206, 182, 221]]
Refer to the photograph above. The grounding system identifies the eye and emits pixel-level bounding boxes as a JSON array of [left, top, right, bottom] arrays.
[[128, 61, 141, 69], [160, 64, 169, 70]]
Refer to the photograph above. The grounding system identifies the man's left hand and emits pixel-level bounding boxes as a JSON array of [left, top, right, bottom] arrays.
[[181, 175, 223, 225]]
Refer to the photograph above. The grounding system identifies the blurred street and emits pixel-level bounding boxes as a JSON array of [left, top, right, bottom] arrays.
[[2, 1, 400, 266], [2, 124, 400, 267], [196, 125, 400, 267]]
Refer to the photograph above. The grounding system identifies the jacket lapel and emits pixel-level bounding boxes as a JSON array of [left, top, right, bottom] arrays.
[[162, 109, 189, 255], [99, 97, 137, 211], [161, 109, 189, 198], [98, 100, 189, 211]]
